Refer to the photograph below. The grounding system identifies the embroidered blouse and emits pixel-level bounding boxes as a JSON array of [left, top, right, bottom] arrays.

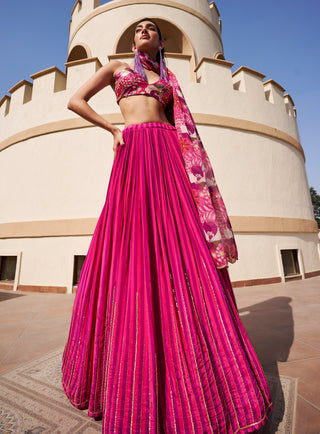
[[114, 68, 173, 108]]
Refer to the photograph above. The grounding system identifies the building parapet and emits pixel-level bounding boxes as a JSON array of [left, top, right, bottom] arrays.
[[208, 1, 220, 17], [0, 95, 10, 117], [263, 79, 285, 93], [30, 67, 67, 99], [232, 65, 265, 80], [194, 57, 298, 120], [70, 0, 101, 32], [0, 55, 299, 142], [232, 66, 265, 96], [8, 79, 33, 110], [65, 57, 102, 92], [284, 93, 295, 117], [68, 0, 100, 34], [195, 57, 234, 72], [263, 79, 286, 106]]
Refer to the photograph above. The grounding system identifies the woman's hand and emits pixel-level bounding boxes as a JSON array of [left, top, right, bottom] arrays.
[[112, 128, 125, 160]]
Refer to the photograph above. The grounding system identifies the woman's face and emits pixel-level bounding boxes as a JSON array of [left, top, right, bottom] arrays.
[[133, 20, 163, 54]]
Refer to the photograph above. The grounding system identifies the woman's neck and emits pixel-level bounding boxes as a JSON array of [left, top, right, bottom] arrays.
[[138, 48, 157, 61]]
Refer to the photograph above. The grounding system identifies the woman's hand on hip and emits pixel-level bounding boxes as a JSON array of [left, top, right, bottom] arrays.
[[112, 128, 125, 159]]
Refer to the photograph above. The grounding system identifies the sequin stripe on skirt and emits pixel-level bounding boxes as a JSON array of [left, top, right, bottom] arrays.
[[61, 122, 272, 433]]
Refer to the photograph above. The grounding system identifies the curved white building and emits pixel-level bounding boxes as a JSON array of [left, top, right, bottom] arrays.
[[0, 0, 319, 293]]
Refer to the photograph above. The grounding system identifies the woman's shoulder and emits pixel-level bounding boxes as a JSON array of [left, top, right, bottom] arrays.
[[94, 60, 134, 88], [96, 60, 130, 76], [106, 60, 134, 78]]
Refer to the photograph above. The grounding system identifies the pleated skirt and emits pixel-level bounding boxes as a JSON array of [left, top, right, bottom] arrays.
[[61, 122, 272, 433]]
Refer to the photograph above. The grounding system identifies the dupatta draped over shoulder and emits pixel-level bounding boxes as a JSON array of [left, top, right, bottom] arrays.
[[135, 50, 238, 269]]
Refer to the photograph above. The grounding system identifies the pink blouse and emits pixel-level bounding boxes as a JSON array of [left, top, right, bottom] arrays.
[[114, 68, 173, 108]]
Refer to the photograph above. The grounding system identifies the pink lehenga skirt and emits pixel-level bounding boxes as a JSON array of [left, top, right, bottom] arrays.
[[62, 122, 272, 433]]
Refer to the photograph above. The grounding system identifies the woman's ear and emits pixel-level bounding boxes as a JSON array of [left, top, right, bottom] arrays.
[[159, 40, 165, 50], [131, 43, 136, 53]]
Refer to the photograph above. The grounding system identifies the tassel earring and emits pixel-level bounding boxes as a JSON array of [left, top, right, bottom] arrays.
[[134, 50, 147, 82], [159, 48, 168, 82]]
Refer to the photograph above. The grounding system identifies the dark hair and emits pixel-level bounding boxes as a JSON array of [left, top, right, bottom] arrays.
[[133, 17, 165, 63]]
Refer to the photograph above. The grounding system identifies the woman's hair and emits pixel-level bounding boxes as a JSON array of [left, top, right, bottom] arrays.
[[133, 17, 165, 63]]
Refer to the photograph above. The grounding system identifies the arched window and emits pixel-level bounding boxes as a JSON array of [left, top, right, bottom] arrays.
[[214, 51, 225, 61], [115, 19, 194, 57], [67, 44, 91, 62]]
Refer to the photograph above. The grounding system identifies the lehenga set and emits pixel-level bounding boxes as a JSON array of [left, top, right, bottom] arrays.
[[62, 51, 273, 433]]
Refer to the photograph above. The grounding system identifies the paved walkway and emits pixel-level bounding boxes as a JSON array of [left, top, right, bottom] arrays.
[[1, 276, 319, 433]]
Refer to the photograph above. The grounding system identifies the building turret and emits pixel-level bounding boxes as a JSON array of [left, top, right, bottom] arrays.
[[68, 0, 223, 70]]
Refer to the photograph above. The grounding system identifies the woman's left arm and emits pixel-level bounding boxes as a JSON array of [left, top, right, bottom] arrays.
[[67, 60, 125, 157], [67, 60, 122, 136], [165, 99, 175, 126]]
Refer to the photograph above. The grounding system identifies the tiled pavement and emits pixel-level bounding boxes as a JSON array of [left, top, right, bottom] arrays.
[[0, 276, 319, 433]]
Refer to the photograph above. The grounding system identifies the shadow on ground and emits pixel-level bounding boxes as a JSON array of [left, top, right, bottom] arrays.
[[0, 291, 26, 302], [239, 297, 294, 433]]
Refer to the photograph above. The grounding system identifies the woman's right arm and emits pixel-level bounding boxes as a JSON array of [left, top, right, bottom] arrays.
[[67, 60, 124, 152]]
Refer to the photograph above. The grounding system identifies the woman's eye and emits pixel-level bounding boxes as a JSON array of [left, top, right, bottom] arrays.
[[135, 25, 156, 33]]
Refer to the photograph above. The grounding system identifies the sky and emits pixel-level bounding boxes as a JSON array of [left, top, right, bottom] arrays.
[[1, 0, 319, 192]]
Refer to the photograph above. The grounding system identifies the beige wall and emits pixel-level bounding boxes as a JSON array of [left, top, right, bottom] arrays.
[[197, 125, 313, 220], [0, 123, 313, 225], [190, 60, 299, 140], [0, 231, 319, 293], [0, 57, 300, 145], [228, 233, 320, 283], [0, 236, 91, 293], [0, 128, 115, 224]]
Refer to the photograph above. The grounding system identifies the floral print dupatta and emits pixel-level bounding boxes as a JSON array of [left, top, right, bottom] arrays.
[[136, 50, 238, 269]]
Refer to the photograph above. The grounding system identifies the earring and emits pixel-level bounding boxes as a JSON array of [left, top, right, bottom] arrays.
[[134, 50, 147, 81], [159, 49, 168, 81]]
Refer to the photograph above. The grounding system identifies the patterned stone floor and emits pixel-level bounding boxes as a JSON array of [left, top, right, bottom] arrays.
[[0, 349, 102, 433], [0, 347, 296, 433], [0, 276, 319, 433]]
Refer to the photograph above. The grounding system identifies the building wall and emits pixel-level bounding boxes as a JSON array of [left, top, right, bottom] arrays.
[[0, 236, 91, 293], [0, 56, 313, 224], [0, 0, 319, 293], [228, 233, 320, 284]]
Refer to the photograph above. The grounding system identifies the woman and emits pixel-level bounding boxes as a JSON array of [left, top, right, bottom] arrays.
[[62, 18, 272, 433]]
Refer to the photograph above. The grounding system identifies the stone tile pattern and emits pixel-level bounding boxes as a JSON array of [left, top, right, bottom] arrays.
[[0, 348, 102, 433], [0, 276, 320, 432], [0, 348, 295, 434]]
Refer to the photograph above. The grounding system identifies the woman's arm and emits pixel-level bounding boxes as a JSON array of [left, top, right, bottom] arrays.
[[165, 99, 175, 126], [67, 60, 125, 155]]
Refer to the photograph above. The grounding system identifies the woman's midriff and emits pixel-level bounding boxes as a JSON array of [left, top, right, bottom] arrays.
[[119, 94, 171, 127]]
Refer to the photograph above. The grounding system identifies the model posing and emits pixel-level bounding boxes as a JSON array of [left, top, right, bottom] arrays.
[[62, 18, 273, 433]]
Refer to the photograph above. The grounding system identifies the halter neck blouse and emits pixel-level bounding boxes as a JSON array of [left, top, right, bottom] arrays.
[[114, 67, 173, 108]]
